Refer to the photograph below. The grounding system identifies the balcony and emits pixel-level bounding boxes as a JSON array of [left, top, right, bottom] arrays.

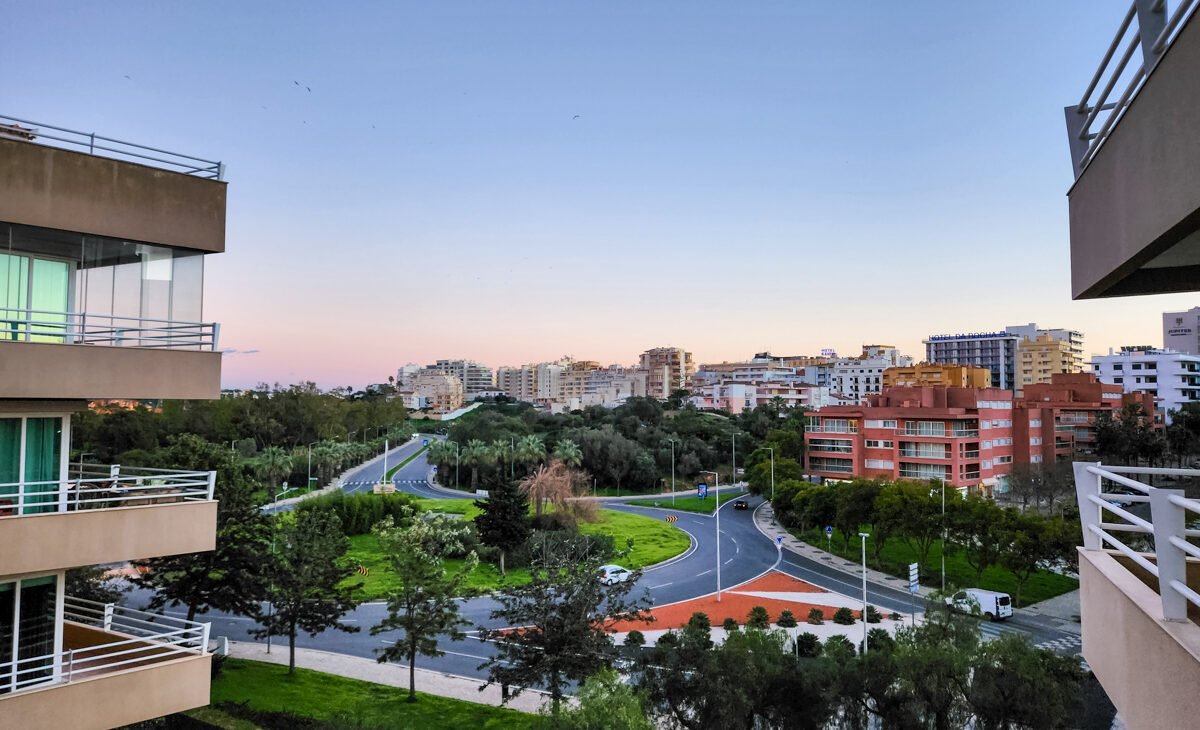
[[0, 597, 211, 728], [1064, 2, 1200, 298], [0, 466, 217, 575], [1073, 462, 1200, 729]]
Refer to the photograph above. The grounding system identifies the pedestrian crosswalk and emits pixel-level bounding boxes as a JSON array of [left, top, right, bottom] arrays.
[[977, 621, 1028, 642], [344, 479, 428, 487], [1034, 633, 1083, 653]]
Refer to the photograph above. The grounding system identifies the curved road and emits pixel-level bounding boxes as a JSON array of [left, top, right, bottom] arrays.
[[136, 435, 1081, 685]]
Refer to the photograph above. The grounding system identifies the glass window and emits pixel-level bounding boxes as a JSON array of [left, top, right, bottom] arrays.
[[15, 576, 56, 688], [23, 418, 62, 514], [0, 582, 12, 694], [0, 419, 18, 515]]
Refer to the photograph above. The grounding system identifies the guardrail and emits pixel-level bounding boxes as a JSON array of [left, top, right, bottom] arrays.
[[0, 114, 224, 180], [0, 596, 209, 693], [0, 308, 219, 351], [1065, 0, 1199, 177], [1074, 461, 1200, 621], [0, 465, 215, 517]]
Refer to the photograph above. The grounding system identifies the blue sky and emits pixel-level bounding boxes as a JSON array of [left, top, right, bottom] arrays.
[[6, 2, 1194, 387]]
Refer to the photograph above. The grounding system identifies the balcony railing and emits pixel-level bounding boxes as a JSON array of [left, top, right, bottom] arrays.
[[961, 450, 981, 458], [1074, 461, 1200, 621], [808, 426, 858, 434], [0, 465, 215, 517], [0, 597, 210, 694], [899, 449, 948, 459], [1065, 0, 1199, 176], [0, 309, 219, 351], [0, 114, 224, 180], [951, 430, 980, 438]]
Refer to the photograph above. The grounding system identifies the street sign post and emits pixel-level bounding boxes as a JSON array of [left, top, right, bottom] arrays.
[[775, 535, 784, 549], [908, 562, 920, 624], [697, 483, 708, 499], [422, 438, 429, 446], [825, 525, 833, 552]]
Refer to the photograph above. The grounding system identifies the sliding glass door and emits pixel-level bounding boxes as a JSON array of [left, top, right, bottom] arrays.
[[0, 253, 70, 343], [0, 416, 65, 515], [0, 575, 61, 694]]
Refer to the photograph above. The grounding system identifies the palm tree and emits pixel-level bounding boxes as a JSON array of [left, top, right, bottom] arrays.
[[426, 440, 459, 485], [461, 439, 494, 488], [255, 446, 294, 500], [553, 439, 583, 468], [311, 442, 339, 484], [519, 460, 578, 516], [515, 434, 547, 474], [491, 439, 513, 479]]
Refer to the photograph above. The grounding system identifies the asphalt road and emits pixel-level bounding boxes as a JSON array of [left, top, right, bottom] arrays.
[[137, 437, 1081, 685]]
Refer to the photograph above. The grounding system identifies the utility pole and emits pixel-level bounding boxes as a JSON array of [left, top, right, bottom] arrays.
[[766, 446, 775, 503], [668, 438, 677, 507], [859, 532, 870, 655]]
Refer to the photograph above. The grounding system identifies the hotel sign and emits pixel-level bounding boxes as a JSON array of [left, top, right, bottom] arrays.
[[1167, 327, 1194, 336]]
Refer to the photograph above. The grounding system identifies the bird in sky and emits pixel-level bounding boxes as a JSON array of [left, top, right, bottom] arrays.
[[306, 86, 311, 92], [572, 114, 581, 119], [294, 80, 300, 86], [123, 75, 131, 79]]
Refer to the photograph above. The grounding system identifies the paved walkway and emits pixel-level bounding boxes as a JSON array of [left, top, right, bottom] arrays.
[[226, 641, 551, 713], [1020, 589, 1082, 633], [753, 503, 935, 597]]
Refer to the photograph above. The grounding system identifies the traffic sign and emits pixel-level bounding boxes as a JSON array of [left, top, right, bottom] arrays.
[[775, 535, 784, 548], [697, 483, 708, 499], [422, 439, 430, 446], [824, 525, 833, 538], [665, 515, 678, 523], [908, 562, 919, 594]]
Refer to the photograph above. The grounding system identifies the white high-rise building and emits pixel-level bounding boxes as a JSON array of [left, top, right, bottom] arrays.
[[1090, 347, 1200, 422], [1164, 307, 1200, 355]]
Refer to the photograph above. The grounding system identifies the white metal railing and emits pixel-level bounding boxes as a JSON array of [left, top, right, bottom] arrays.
[[0, 465, 215, 517], [0, 308, 219, 351], [0, 114, 224, 180], [1066, 0, 1199, 177], [0, 596, 209, 694], [807, 426, 858, 434], [1075, 461, 1200, 622]]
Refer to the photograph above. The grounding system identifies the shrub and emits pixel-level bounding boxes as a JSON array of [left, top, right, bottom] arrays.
[[722, 617, 739, 632], [807, 607, 825, 625], [832, 607, 856, 625], [623, 630, 646, 649], [777, 610, 798, 628], [889, 611, 903, 622], [295, 491, 421, 536], [794, 632, 821, 658], [867, 628, 895, 653], [865, 604, 882, 624], [687, 612, 711, 632], [823, 634, 855, 658], [746, 606, 771, 630]]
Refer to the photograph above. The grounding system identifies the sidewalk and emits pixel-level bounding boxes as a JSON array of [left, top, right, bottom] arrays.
[[1020, 589, 1082, 633], [753, 503, 935, 597], [225, 640, 552, 714]]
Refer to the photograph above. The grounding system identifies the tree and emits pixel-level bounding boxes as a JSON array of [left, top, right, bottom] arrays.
[[519, 460, 584, 517], [478, 544, 650, 709], [425, 440, 459, 486], [253, 508, 361, 673], [474, 478, 531, 574], [876, 479, 946, 569], [833, 479, 881, 551], [948, 496, 1015, 581], [514, 434, 547, 474], [255, 445, 294, 500], [66, 564, 124, 605], [1001, 515, 1076, 607], [541, 668, 653, 730], [371, 513, 478, 702], [966, 633, 1084, 730], [460, 439, 494, 488], [132, 435, 270, 622], [552, 438, 583, 468]]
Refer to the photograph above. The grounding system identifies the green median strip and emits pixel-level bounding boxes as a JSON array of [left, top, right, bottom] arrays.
[[384, 444, 429, 481], [627, 490, 746, 514]]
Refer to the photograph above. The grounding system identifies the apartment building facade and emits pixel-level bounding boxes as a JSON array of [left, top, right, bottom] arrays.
[[1163, 306, 1200, 355], [1014, 373, 1154, 466], [805, 386, 1016, 493], [690, 381, 830, 414], [882, 363, 992, 389], [1090, 347, 1200, 421], [0, 121, 221, 726], [828, 345, 913, 403], [1016, 333, 1078, 395], [431, 359, 494, 395], [639, 347, 695, 400], [1007, 323, 1085, 373], [409, 371, 465, 413], [924, 331, 1020, 391]]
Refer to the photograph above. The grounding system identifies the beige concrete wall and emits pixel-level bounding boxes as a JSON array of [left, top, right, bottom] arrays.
[[0, 137, 226, 253], [1079, 549, 1200, 730], [0, 653, 211, 730], [0, 500, 216, 577], [0, 341, 221, 400], [1067, 14, 1200, 298]]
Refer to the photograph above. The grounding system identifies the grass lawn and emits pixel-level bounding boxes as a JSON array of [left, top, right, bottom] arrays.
[[627, 489, 747, 514], [344, 503, 690, 599], [200, 658, 536, 729], [793, 525, 1078, 607]]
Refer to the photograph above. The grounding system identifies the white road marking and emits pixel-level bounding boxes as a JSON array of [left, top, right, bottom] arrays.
[[698, 569, 713, 576], [649, 582, 673, 589]]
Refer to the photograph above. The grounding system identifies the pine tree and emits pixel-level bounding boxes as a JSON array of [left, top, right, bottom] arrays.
[[473, 479, 531, 574]]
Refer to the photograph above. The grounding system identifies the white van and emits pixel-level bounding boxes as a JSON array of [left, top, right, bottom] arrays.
[[947, 588, 1013, 621]]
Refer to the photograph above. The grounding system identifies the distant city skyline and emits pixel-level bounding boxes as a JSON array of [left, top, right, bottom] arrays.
[[6, 1, 1196, 389]]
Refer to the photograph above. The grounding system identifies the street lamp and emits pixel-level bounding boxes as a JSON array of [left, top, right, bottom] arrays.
[[510, 436, 516, 478], [702, 470, 722, 603], [667, 438, 677, 507], [731, 432, 740, 485], [859, 532, 870, 655], [765, 446, 775, 503], [306, 441, 319, 487], [939, 475, 946, 594]]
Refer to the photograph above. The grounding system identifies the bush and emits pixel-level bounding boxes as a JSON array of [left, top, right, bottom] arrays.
[[794, 632, 821, 658], [807, 607, 825, 625], [865, 605, 882, 624], [295, 491, 421, 536], [722, 617, 739, 632], [832, 607, 856, 625], [823, 634, 855, 658], [687, 612, 711, 632], [746, 606, 771, 630], [624, 631, 646, 649], [777, 610, 798, 628], [867, 628, 895, 652], [889, 611, 903, 622]]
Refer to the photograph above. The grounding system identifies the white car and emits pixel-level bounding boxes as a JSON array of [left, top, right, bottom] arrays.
[[946, 588, 1013, 621], [598, 564, 632, 585]]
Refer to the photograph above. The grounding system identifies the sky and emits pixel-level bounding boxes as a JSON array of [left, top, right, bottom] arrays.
[[5, 2, 1196, 389]]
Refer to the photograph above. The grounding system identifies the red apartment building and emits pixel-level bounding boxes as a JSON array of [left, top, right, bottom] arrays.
[[805, 386, 1016, 494], [1015, 372, 1156, 466]]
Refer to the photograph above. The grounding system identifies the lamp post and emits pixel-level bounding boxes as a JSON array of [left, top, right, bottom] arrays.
[[765, 446, 775, 503], [702, 470, 722, 602], [668, 438, 677, 507], [859, 532, 870, 655], [306, 441, 319, 488], [731, 433, 739, 485], [381, 439, 390, 487], [939, 476, 946, 594], [510, 436, 515, 478]]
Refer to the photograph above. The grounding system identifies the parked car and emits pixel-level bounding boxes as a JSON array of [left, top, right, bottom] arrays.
[[946, 588, 1013, 621], [598, 564, 632, 585], [733, 499, 749, 510]]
